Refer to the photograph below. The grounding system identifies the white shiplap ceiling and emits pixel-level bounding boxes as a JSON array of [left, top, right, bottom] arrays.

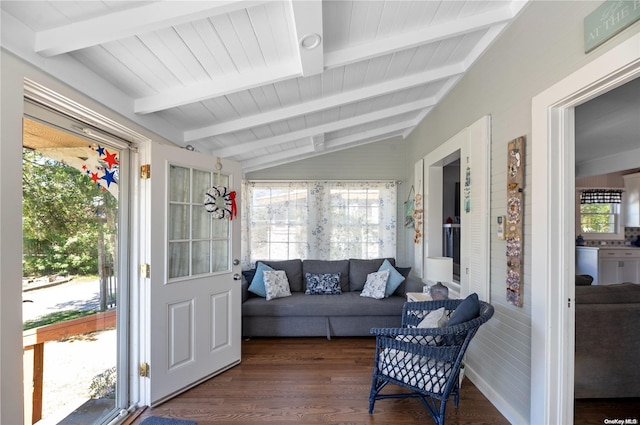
[[1, 1, 528, 172]]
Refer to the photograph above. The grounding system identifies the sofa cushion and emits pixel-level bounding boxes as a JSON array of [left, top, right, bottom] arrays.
[[303, 260, 350, 292], [259, 259, 303, 292], [242, 292, 406, 317], [575, 282, 640, 304], [349, 258, 395, 291], [378, 259, 406, 297], [263, 270, 292, 301], [361, 270, 390, 299], [248, 262, 274, 297], [305, 272, 342, 295]]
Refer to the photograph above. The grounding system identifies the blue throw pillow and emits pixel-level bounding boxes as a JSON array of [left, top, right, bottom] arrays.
[[378, 259, 406, 297], [248, 262, 274, 298], [447, 293, 480, 326]]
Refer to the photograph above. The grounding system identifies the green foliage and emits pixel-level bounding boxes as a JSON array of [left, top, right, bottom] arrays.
[[88, 366, 116, 399], [22, 149, 118, 276], [23, 309, 98, 330], [580, 203, 615, 233]]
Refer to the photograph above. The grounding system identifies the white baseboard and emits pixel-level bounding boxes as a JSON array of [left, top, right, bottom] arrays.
[[466, 364, 528, 425]]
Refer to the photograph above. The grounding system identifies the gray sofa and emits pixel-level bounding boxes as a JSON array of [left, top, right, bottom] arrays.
[[574, 282, 640, 398], [241, 258, 423, 339]]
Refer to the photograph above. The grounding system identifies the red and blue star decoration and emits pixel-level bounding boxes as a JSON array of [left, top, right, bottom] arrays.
[[82, 144, 119, 192]]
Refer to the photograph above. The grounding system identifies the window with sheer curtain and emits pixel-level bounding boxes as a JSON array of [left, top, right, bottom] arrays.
[[241, 181, 397, 267]]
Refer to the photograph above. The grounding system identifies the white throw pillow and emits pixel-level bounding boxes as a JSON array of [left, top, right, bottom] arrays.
[[263, 270, 292, 301], [360, 269, 390, 299], [396, 307, 446, 345], [417, 307, 446, 328]]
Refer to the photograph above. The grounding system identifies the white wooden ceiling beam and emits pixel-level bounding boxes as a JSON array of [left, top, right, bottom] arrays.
[[462, 23, 508, 70], [288, 0, 324, 77], [311, 134, 325, 152], [324, 6, 514, 69], [241, 119, 415, 173], [215, 96, 437, 158], [134, 61, 299, 114], [242, 145, 315, 172], [185, 63, 462, 141], [35, 1, 265, 57]]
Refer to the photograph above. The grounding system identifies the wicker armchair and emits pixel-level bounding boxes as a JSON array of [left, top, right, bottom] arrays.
[[368, 299, 494, 425]]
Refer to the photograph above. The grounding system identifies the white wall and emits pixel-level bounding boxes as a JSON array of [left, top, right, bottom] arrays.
[[404, 1, 640, 424]]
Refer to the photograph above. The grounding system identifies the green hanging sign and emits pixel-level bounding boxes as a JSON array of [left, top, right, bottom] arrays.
[[584, 0, 640, 53]]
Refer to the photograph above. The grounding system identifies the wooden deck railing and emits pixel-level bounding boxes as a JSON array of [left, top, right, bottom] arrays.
[[23, 310, 116, 425]]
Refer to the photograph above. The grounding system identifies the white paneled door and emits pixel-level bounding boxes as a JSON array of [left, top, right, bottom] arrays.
[[148, 144, 241, 405]]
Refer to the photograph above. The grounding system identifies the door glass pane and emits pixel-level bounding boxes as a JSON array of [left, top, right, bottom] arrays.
[[169, 165, 190, 203], [169, 205, 190, 240], [169, 242, 189, 278], [192, 241, 211, 275], [212, 240, 229, 272], [192, 169, 211, 202], [212, 217, 229, 239], [192, 207, 210, 240]]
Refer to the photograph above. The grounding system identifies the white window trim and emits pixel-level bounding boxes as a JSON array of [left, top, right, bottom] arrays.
[[575, 188, 625, 240]]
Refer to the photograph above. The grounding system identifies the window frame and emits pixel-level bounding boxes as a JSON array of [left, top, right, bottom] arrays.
[[575, 188, 625, 241], [243, 180, 397, 266]]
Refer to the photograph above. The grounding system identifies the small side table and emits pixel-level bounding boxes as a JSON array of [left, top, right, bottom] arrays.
[[406, 292, 433, 302]]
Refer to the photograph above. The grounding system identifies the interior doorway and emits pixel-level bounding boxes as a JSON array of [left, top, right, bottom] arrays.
[[530, 32, 640, 425], [22, 103, 129, 425], [442, 159, 461, 280]]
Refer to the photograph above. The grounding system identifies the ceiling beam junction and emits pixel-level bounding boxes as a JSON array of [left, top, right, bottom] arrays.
[[288, 0, 324, 77], [214, 96, 437, 158]]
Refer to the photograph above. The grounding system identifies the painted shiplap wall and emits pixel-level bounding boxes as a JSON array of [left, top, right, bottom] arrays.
[[403, 2, 640, 424], [246, 136, 416, 268]]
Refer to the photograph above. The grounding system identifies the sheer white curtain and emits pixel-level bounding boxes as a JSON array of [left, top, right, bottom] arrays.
[[241, 180, 397, 267]]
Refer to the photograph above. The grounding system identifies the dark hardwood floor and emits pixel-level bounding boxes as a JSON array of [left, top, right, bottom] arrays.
[[129, 337, 508, 425], [574, 398, 640, 425], [128, 337, 640, 425]]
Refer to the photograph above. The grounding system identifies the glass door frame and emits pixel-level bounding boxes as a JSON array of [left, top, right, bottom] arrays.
[[22, 92, 136, 424]]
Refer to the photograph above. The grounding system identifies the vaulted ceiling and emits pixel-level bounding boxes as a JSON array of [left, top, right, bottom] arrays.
[[1, 1, 528, 172]]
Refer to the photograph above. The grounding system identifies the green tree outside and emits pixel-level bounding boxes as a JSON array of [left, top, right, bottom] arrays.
[[22, 148, 118, 277]]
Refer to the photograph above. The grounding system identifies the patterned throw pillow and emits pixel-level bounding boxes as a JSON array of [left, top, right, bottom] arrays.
[[360, 269, 390, 299], [305, 273, 342, 295], [263, 270, 292, 301]]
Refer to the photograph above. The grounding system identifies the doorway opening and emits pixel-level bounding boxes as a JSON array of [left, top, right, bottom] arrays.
[[530, 32, 640, 425], [22, 106, 128, 425], [573, 75, 640, 421], [442, 159, 461, 281]]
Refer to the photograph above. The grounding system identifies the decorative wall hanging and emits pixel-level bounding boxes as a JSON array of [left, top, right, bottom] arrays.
[[413, 159, 424, 278], [404, 185, 416, 228], [204, 157, 237, 220], [82, 144, 119, 197], [506, 136, 525, 307], [464, 156, 471, 213]]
